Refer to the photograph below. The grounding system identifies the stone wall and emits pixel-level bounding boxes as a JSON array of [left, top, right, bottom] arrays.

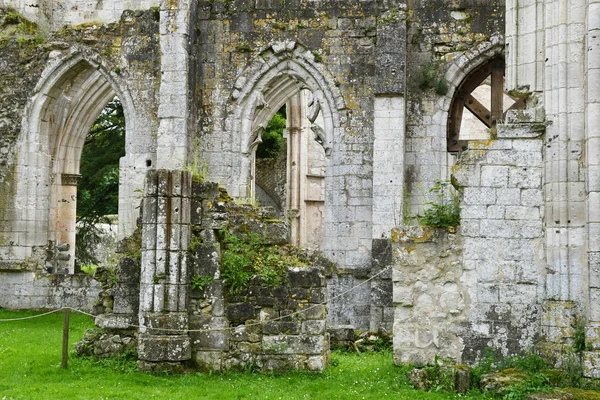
[[0, 0, 509, 334], [452, 111, 546, 363], [96, 169, 330, 373], [3, 0, 161, 31], [191, 267, 329, 372], [0, 7, 160, 269], [392, 227, 466, 366], [0, 271, 101, 311], [404, 0, 505, 214], [393, 113, 547, 365], [186, 177, 329, 372]]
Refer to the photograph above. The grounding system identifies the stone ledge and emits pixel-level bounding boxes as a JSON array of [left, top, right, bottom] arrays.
[[496, 122, 546, 139], [95, 313, 136, 329]]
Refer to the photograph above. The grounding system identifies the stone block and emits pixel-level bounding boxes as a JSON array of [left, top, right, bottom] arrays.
[[408, 369, 430, 390], [587, 324, 600, 350], [496, 122, 545, 139], [232, 321, 263, 343], [262, 335, 326, 355], [463, 187, 496, 205], [263, 321, 301, 335], [505, 206, 541, 220], [141, 312, 189, 335], [520, 189, 543, 206], [328, 326, 355, 344], [370, 279, 392, 305], [583, 351, 600, 378], [194, 351, 224, 372], [499, 284, 538, 304], [298, 304, 327, 320], [455, 368, 472, 394], [508, 167, 542, 189], [226, 302, 255, 322], [541, 301, 579, 328], [138, 334, 191, 362], [302, 320, 326, 335], [287, 267, 326, 288], [95, 314, 136, 329], [306, 355, 327, 372], [481, 165, 509, 187], [393, 286, 414, 306]]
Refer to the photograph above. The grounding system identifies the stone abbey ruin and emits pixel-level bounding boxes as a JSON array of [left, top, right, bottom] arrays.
[[0, 0, 599, 376]]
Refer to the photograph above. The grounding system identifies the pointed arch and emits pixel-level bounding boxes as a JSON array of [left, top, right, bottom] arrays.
[[10, 47, 140, 270], [226, 41, 345, 199], [224, 41, 345, 250]]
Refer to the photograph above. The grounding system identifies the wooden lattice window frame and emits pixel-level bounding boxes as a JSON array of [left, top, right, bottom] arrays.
[[447, 56, 526, 152]]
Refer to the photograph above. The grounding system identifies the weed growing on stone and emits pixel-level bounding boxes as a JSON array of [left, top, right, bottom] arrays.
[[191, 274, 213, 291], [418, 180, 460, 231], [416, 61, 448, 95], [467, 348, 600, 399], [219, 228, 306, 294]]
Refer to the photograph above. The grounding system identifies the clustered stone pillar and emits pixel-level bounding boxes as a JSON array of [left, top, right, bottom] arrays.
[[584, 0, 600, 379], [138, 169, 192, 372]]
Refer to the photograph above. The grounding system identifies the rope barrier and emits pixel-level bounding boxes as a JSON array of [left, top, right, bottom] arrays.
[[0, 265, 392, 334], [0, 308, 65, 322]]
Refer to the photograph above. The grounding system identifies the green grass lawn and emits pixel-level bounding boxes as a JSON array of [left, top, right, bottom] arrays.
[[0, 309, 490, 400]]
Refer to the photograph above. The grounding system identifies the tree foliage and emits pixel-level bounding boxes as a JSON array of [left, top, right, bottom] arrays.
[[76, 97, 125, 265], [256, 106, 286, 159]]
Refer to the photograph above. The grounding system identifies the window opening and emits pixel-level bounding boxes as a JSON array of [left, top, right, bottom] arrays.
[[75, 97, 125, 271]]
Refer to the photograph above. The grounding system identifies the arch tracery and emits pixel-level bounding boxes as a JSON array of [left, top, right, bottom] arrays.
[[227, 41, 344, 250]]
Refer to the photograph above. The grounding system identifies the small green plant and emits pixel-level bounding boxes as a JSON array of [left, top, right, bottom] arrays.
[[472, 347, 497, 386], [237, 42, 252, 53], [418, 355, 458, 392], [434, 78, 449, 95], [109, 266, 118, 286], [219, 228, 305, 294], [191, 274, 213, 291], [153, 273, 165, 284], [80, 264, 98, 275], [312, 50, 323, 63], [418, 180, 460, 231], [184, 138, 208, 182], [573, 317, 586, 353], [416, 61, 448, 95]]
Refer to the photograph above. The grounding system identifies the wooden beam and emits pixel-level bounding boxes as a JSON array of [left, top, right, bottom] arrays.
[[448, 92, 465, 150], [491, 61, 504, 124], [464, 94, 493, 128], [504, 97, 527, 118]]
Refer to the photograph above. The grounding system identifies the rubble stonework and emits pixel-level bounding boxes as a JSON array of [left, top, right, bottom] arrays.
[[0, 0, 599, 376], [79, 169, 330, 372], [392, 227, 466, 365]]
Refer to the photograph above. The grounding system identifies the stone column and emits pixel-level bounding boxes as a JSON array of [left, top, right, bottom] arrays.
[[156, 0, 192, 170], [138, 169, 191, 372], [55, 173, 79, 274], [543, 0, 587, 303], [584, 0, 600, 379], [286, 91, 308, 248], [505, 0, 545, 93]]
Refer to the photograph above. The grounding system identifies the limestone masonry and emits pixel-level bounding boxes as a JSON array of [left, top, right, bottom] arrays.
[[0, 0, 598, 375]]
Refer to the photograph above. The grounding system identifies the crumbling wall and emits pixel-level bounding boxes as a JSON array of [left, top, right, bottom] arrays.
[[0, 271, 101, 311], [0, 7, 160, 305], [392, 227, 466, 365], [191, 266, 329, 372], [403, 0, 505, 215], [393, 111, 546, 365], [95, 170, 331, 373], [4, 0, 161, 31], [187, 179, 330, 372], [191, 0, 407, 331]]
